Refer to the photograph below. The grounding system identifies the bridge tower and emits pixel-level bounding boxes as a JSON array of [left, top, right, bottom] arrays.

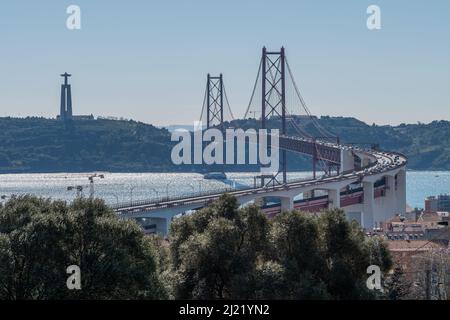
[[60, 72, 73, 121], [206, 74, 224, 130], [261, 47, 287, 184]]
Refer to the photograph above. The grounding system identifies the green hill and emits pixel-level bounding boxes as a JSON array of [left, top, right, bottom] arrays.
[[0, 116, 448, 173], [305, 117, 450, 170], [0, 117, 173, 173]]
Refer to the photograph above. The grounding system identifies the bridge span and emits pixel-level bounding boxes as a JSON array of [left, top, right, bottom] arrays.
[[113, 136, 407, 236], [112, 47, 408, 236]]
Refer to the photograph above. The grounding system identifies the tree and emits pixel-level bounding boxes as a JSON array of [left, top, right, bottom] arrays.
[[169, 194, 271, 299], [168, 195, 393, 300], [269, 210, 329, 299], [317, 209, 392, 299], [385, 264, 410, 300], [0, 195, 167, 300], [407, 249, 450, 300], [269, 209, 392, 299]]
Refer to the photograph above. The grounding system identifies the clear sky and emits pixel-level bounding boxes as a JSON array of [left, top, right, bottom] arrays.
[[0, 0, 449, 126]]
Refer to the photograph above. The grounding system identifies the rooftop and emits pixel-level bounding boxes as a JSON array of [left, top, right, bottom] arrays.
[[387, 240, 444, 252]]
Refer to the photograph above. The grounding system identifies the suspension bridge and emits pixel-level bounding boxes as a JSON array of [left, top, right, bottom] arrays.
[[112, 47, 407, 236]]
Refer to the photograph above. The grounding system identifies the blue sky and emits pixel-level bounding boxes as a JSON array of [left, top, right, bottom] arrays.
[[0, 0, 449, 126]]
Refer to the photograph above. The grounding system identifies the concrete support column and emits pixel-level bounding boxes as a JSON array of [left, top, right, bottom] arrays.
[[361, 156, 370, 168], [340, 150, 355, 173], [254, 197, 264, 207], [385, 175, 397, 222], [303, 190, 314, 200], [164, 217, 171, 237], [328, 189, 341, 209], [363, 181, 374, 230], [396, 169, 407, 215], [280, 197, 294, 212]]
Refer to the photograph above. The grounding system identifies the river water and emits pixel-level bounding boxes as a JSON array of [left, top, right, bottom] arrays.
[[0, 171, 448, 209]]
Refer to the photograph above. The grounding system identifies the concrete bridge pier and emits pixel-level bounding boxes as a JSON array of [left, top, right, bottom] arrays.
[[362, 181, 375, 229], [280, 196, 294, 212], [253, 197, 265, 207], [120, 203, 204, 237], [396, 169, 407, 215], [361, 156, 371, 167], [328, 188, 341, 209], [340, 149, 355, 172], [303, 190, 315, 200], [385, 175, 397, 222]]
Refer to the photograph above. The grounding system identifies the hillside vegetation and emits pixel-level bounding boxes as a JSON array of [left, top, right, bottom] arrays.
[[314, 117, 450, 170], [0, 116, 448, 173], [0, 117, 172, 173]]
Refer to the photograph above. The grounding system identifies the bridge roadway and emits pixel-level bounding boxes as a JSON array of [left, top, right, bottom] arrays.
[[279, 135, 341, 164], [114, 136, 408, 235]]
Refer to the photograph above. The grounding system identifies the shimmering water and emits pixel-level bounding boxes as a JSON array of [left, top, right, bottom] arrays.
[[0, 171, 448, 209], [405, 171, 450, 208]]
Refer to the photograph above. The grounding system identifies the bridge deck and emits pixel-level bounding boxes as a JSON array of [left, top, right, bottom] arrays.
[[280, 135, 341, 164], [113, 138, 407, 215]]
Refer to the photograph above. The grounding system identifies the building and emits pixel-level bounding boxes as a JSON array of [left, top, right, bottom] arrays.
[[425, 194, 450, 213], [71, 114, 94, 120], [384, 213, 449, 244], [57, 114, 94, 121]]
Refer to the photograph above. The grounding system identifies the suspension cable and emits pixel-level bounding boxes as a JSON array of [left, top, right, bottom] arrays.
[[223, 81, 235, 121], [285, 57, 337, 139], [199, 81, 208, 123], [244, 57, 263, 119]]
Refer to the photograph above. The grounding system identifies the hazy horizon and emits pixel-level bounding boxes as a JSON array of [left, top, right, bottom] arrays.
[[1, 114, 447, 129]]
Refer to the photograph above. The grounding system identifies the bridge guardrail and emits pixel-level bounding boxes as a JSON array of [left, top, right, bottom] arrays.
[[111, 175, 316, 211], [111, 186, 244, 210]]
